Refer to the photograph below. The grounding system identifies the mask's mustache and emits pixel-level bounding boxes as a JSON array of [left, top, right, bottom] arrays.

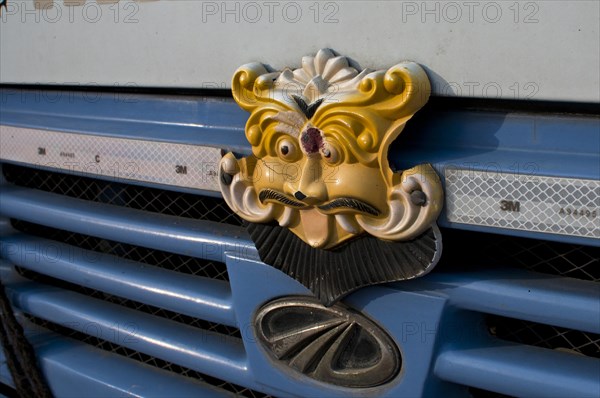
[[318, 198, 380, 216], [259, 189, 380, 216], [259, 189, 306, 208]]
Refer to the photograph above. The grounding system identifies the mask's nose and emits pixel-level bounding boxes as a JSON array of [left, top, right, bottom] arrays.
[[301, 127, 323, 154], [284, 156, 327, 204]]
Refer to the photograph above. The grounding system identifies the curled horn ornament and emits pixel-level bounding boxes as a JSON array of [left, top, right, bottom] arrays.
[[220, 49, 443, 306]]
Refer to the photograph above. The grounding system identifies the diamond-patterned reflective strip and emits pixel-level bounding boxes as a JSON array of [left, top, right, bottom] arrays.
[[0, 125, 222, 192], [445, 169, 600, 239]]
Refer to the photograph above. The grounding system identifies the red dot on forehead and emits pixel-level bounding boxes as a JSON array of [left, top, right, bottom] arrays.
[[301, 127, 323, 154]]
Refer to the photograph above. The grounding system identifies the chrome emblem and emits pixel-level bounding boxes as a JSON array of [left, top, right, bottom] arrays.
[[255, 297, 401, 388]]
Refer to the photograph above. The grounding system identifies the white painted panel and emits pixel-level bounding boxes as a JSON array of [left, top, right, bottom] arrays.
[[1, 0, 598, 102]]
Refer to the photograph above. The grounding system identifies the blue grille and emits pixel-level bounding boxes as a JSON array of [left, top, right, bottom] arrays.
[[2, 164, 599, 398], [1, 89, 599, 398]]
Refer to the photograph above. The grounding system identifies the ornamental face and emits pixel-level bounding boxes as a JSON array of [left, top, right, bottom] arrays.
[[220, 49, 443, 250], [219, 49, 444, 305]]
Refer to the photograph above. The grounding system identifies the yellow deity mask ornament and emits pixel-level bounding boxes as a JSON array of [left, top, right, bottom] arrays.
[[219, 49, 443, 306]]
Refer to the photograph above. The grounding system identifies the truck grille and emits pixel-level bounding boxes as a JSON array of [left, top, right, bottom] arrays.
[[1, 162, 275, 396], [12, 220, 230, 282], [23, 315, 264, 398], [1, 161, 598, 398], [442, 229, 599, 358]]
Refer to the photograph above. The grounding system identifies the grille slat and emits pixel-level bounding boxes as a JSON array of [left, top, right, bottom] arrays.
[[11, 219, 231, 281], [25, 316, 268, 398], [0, 184, 256, 264], [15, 267, 240, 338], [435, 342, 600, 398], [2, 163, 243, 226], [5, 281, 255, 389], [15, 320, 237, 398], [2, 233, 237, 327]]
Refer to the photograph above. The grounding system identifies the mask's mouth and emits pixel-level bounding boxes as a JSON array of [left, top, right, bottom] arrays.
[[259, 189, 308, 208], [317, 198, 380, 216]]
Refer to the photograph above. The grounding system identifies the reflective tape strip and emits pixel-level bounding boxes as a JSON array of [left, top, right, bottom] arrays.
[[0, 125, 222, 192], [445, 168, 599, 239]]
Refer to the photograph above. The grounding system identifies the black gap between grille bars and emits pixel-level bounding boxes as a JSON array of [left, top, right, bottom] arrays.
[[0, 383, 19, 398], [15, 267, 241, 339], [24, 315, 273, 398], [11, 220, 230, 282], [2, 163, 243, 226], [439, 228, 599, 282], [439, 229, 600, 359], [487, 315, 600, 359]]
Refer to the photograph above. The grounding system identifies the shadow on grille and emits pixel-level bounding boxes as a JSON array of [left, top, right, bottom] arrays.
[[440, 229, 600, 360], [16, 267, 241, 338], [487, 315, 600, 358], [0, 383, 18, 398], [11, 220, 230, 282], [440, 228, 599, 282], [2, 163, 243, 226], [25, 315, 272, 398]]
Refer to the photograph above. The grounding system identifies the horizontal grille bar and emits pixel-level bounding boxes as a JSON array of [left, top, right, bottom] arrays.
[[435, 342, 600, 398], [17, 320, 235, 398], [25, 316, 270, 398], [4, 281, 255, 389], [12, 220, 231, 282], [1, 234, 236, 327], [16, 267, 240, 339], [2, 163, 243, 225], [0, 185, 257, 264], [414, 269, 600, 334]]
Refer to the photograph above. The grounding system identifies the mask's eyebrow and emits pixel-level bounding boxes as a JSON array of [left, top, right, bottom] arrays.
[[271, 111, 306, 137], [292, 95, 324, 120]]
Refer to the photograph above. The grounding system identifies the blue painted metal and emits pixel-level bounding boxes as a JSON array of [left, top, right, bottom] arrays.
[[0, 185, 258, 264], [224, 253, 466, 398], [435, 342, 600, 398], [2, 235, 598, 397], [1, 89, 599, 397], [2, 88, 598, 243], [0, 234, 237, 327], [225, 252, 600, 398], [21, 320, 236, 398], [0, 89, 250, 154], [3, 280, 269, 394], [395, 269, 600, 334], [394, 111, 600, 180]]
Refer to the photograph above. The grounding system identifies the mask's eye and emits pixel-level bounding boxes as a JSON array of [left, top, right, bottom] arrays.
[[277, 139, 299, 162], [322, 144, 340, 164]]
